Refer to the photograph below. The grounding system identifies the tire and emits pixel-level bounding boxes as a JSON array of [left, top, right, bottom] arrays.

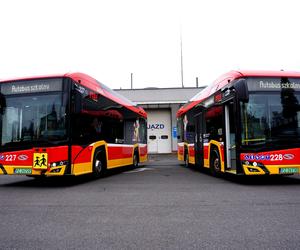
[[210, 149, 221, 176], [184, 151, 189, 167], [133, 152, 139, 168], [93, 150, 105, 178]]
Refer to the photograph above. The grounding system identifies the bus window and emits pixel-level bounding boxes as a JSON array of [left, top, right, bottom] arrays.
[[139, 118, 147, 144], [184, 112, 195, 143], [177, 117, 184, 142], [72, 84, 124, 144], [205, 106, 223, 142]]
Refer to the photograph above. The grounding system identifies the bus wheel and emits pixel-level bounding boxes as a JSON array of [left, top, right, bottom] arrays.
[[184, 151, 189, 167], [93, 152, 105, 178], [210, 149, 221, 176], [133, 152, 139, 168]]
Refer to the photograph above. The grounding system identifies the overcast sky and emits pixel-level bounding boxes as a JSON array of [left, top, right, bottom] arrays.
[[1, 0, 300, 89]]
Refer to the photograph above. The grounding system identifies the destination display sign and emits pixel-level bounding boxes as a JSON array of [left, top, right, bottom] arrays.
[[247, 77, 300, 91], [0, 78, 63, 95]]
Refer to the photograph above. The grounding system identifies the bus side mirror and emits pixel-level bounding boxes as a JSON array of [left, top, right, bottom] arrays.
[[234, 79, 249, 102]]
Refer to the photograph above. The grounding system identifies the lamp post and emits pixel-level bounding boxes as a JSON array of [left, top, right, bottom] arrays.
[[180, 31, 184, 88]]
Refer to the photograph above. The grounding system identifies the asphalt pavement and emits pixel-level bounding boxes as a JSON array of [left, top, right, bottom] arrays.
[[0, 154, 299, 250]]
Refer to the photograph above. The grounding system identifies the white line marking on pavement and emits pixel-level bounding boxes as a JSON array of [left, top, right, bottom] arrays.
[[124, 168, 154, 174]]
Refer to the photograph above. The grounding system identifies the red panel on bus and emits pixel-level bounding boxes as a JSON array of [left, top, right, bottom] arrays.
[[107, 145, 134, 160], [139, 144, 148, 157], [72, 146, 93, 164], [0, 146, 69, 167], [189, 145, 195, 157], [220, 144, 225, 162], [0, 149, 33, 166], [203, 145, 209, 159], [240, 148, 300, 165], [178, 144, 184, 155]]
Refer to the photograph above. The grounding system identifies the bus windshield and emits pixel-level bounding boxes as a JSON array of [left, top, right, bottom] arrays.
[[0, 79, 68, 150], [240, 90, 300, 148]]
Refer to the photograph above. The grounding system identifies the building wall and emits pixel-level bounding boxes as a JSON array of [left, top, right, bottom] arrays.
[[139, 103, 181, 152], [171, 104, 181, 151], [115, 87, 204, 153], [146, 109, 172, 153], [115, 87, 203, 105]]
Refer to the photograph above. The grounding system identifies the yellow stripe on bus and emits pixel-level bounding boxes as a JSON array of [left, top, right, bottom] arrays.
[[73, 163, 92, 176], [107, 158, 133, 169], [139, 155, 148, 163]]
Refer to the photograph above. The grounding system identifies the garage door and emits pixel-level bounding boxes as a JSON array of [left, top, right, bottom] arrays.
[[147, 109, 172, 154]]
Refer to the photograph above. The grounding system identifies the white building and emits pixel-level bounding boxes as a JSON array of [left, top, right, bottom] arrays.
[[115, 87, 204, 154]]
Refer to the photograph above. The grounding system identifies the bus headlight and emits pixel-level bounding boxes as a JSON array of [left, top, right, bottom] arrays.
[[242, 161, 259, 167], [50, 161, 68, 168]]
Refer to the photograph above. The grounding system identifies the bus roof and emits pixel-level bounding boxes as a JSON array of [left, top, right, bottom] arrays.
[[176, 70, 300, 117], [0, 72, 147, 118]]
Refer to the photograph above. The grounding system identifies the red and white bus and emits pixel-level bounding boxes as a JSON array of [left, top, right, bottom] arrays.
[[0, 73, 147, 177], [177, 70, 300, 176]]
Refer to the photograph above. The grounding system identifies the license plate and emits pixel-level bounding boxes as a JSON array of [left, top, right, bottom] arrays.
[[14, 168, 32, 174], [279, 168, 299, 174]]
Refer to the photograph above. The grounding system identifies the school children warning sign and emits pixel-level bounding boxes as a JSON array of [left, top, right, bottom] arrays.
[[33, 153, 48, 170]]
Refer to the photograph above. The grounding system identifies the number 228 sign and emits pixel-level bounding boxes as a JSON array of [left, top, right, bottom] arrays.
[[33, 153, 48, 169]]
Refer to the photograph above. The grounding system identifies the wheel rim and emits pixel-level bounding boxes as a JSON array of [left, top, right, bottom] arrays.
[[185, 154, 188, 167], [213, 157, 220, 172], [95, 159, 102, 174], [133, 154, 138, 167]]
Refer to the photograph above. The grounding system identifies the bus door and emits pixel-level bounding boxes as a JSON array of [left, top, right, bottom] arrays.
[[194, 111, 204, 167], [224, 102, 237, 171]]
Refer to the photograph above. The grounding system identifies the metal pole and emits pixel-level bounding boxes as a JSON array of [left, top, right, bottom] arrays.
[[180, 32, 184, 88], [196, 77, 199, 88], [131, 73, 133, 89]]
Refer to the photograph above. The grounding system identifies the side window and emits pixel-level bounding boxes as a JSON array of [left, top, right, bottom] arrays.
[[123, 118, 146, 144], [139, 118, 147, 144], [205, 106, 223, 142], [71, 82, 124, 144], [177, 117, 184, 143], [184, 111, 195, 143], [124, 120, 135, 144]]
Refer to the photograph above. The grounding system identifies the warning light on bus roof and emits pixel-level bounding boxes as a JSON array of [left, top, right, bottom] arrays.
[[214, 93, 222, 103]]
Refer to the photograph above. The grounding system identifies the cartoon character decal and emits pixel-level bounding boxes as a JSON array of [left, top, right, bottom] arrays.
[[133, 120, 140, 142]]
